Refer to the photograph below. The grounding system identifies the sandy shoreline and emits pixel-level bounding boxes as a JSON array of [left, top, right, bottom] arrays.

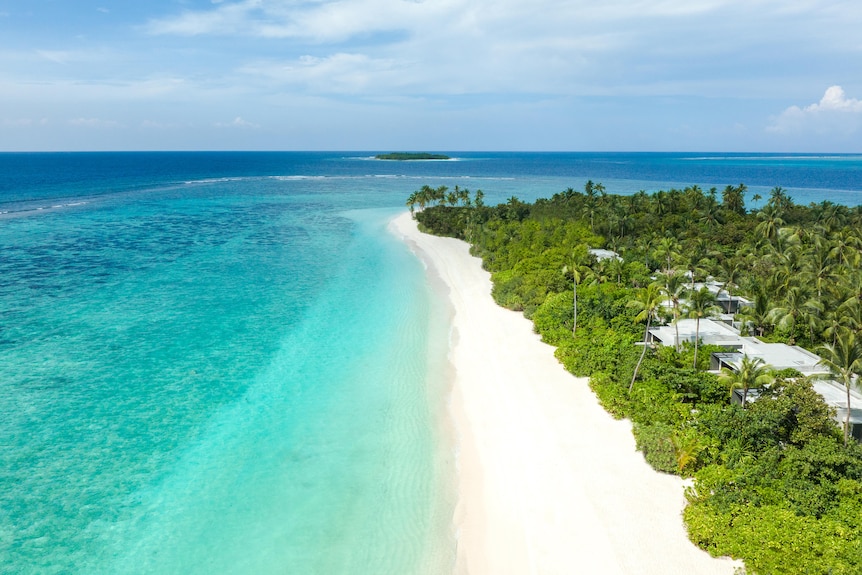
[[390, 212, 739, 575]]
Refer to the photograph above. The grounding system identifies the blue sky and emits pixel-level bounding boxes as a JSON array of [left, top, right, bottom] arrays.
[[1, 0, 861, 151]]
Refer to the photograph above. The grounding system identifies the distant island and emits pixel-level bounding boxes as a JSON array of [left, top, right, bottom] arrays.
[[375, 152, 450, 161]]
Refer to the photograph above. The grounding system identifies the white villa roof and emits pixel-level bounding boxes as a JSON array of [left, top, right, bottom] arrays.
[[649, 318, 742, 347], [649, 317, 862, 430], [811, 380, 862, 425], [589, 248, 622, 261], [650, 318, 829, 374], [732, 339, 828, 375], [694, 280, 751, 305]]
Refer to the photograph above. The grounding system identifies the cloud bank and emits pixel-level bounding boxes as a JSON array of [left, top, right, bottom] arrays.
[[3, 1, 862, 150], [769, 86, 862, 136]]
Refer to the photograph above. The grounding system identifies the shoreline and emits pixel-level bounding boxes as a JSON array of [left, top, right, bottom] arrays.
[[389, 212, 740, 575]]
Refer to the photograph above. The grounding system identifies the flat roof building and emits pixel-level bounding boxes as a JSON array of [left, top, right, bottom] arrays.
[[648, 317, 862, 440], [589, 248, 622, 262]]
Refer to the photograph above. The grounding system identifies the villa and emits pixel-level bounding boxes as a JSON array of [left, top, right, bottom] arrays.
[[648, 317, 862, 441], [589, 248, 622, 262]]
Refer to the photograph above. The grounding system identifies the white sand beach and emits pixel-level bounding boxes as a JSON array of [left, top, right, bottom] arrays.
[[390, 212, 740, 575]]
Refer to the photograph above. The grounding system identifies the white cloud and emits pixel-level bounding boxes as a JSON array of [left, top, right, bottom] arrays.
[[68, 117, 123, 128], [145, 0, 733, 41], [768, 86, 862, 135], [215, 116, 259, 128], [808, 86, 862, 113], [3, 117, 48, 126], [240, 53, 404, 94], [6, 1, 862, 150], [36, 50, 75, 64], [140, 0, 862, 101]]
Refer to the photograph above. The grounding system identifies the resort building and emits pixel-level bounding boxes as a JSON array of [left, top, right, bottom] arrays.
[[588, 248, 622, 262], [692, 280, 752, 314], [648, 317, 740, 349], [648, 318, 862, 441]]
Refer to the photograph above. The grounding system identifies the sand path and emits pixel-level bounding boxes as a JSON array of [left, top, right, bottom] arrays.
[[390, 212, 739, 575]]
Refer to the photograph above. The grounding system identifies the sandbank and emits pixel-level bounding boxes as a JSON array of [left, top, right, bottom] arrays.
[[390, 212, 740, 575]]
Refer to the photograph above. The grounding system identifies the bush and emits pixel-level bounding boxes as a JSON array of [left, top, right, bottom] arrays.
[[628, 378, 689, 427], [532, 290, 574, 345], [633, 423, 678, 474], [588, 373, 630, 419]]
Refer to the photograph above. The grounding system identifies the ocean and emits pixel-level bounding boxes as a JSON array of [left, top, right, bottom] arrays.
[[1, 152, 861, 574]]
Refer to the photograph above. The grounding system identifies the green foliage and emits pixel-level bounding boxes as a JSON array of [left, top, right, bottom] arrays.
[[588, 372, 631, 419], [628, 378, 688, 426], [532, 290, 575, 345], [409, 183, 862, 575], [634, 423, 678, 474], [556, 320, 637, 383], [685, 499, 862, 575], [376, 152, 450, 160], [415, 205, 474, 239]]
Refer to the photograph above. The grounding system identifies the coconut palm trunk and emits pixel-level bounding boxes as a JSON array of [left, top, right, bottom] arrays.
[[694, 316, 701, 368], [817, 330, 862, 446], [630, 314, 652, 392], [628, 283, 663, 392], [686, 286, 720, 369]]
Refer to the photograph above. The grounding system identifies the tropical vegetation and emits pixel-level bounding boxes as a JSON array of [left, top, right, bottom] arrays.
[[376, 152, 450, 160], [409, 181, 862, 575]]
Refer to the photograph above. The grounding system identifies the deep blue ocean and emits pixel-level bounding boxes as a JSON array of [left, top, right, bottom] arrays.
[[2, 152, 861, 574]]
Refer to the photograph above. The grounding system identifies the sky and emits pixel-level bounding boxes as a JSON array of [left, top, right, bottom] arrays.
[[0, 0, 861, 152]]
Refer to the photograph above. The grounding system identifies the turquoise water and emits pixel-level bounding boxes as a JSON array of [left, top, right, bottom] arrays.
[[1, 175, 454, 574], [2, 152, 861, 573]]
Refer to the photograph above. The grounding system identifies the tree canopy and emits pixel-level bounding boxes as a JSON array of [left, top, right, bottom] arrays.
[[411, 181, 862, 575]]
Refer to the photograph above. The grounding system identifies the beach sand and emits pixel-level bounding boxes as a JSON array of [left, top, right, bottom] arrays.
[[390, 212, 740, 575]]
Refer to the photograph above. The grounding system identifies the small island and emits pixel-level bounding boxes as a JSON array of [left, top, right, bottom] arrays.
[[375, 152, 450, 161]]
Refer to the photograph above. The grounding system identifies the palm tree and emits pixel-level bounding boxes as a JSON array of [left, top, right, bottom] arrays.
[[685, 286, 720, 369], [631, 189, 649, 212], [628, 283, 664, 391], [768, 186, 793, 212], [699, 200, 724, 229], [768, 285, 823, 344], [653, 237, 681, 275], [594, 182, 607, 197], [829, 229, 861, 267], [562, 261, 589, 337], [822, 308, 845, 347], [722, 184, 746, 215], [474, 189, 485, 207], [720, 355, 773, 408], [653, 190, 669, 218], [414, 186, 430, 211], [584, 180, 598, 232], [716, 257, 742, 306], [755, 204, 785, 246], [604, 256, 625, 285], [659, 271, 687, 352], [406, 191, 418, 216], [738, 290, 772, 337], [838, 299, 862, 334], [682, 238, 716, 290], [801, 241, 835, 298], [817, 329, 862, 446], [771, 245, 804, 294]]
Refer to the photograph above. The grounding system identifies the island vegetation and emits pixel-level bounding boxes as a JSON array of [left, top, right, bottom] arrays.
[[407, 182, 862, 575], [375, 152, 450, 161]]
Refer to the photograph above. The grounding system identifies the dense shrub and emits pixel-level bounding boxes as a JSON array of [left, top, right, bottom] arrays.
[[412, 187, 862, 575], [633, 423, 678, 474]]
